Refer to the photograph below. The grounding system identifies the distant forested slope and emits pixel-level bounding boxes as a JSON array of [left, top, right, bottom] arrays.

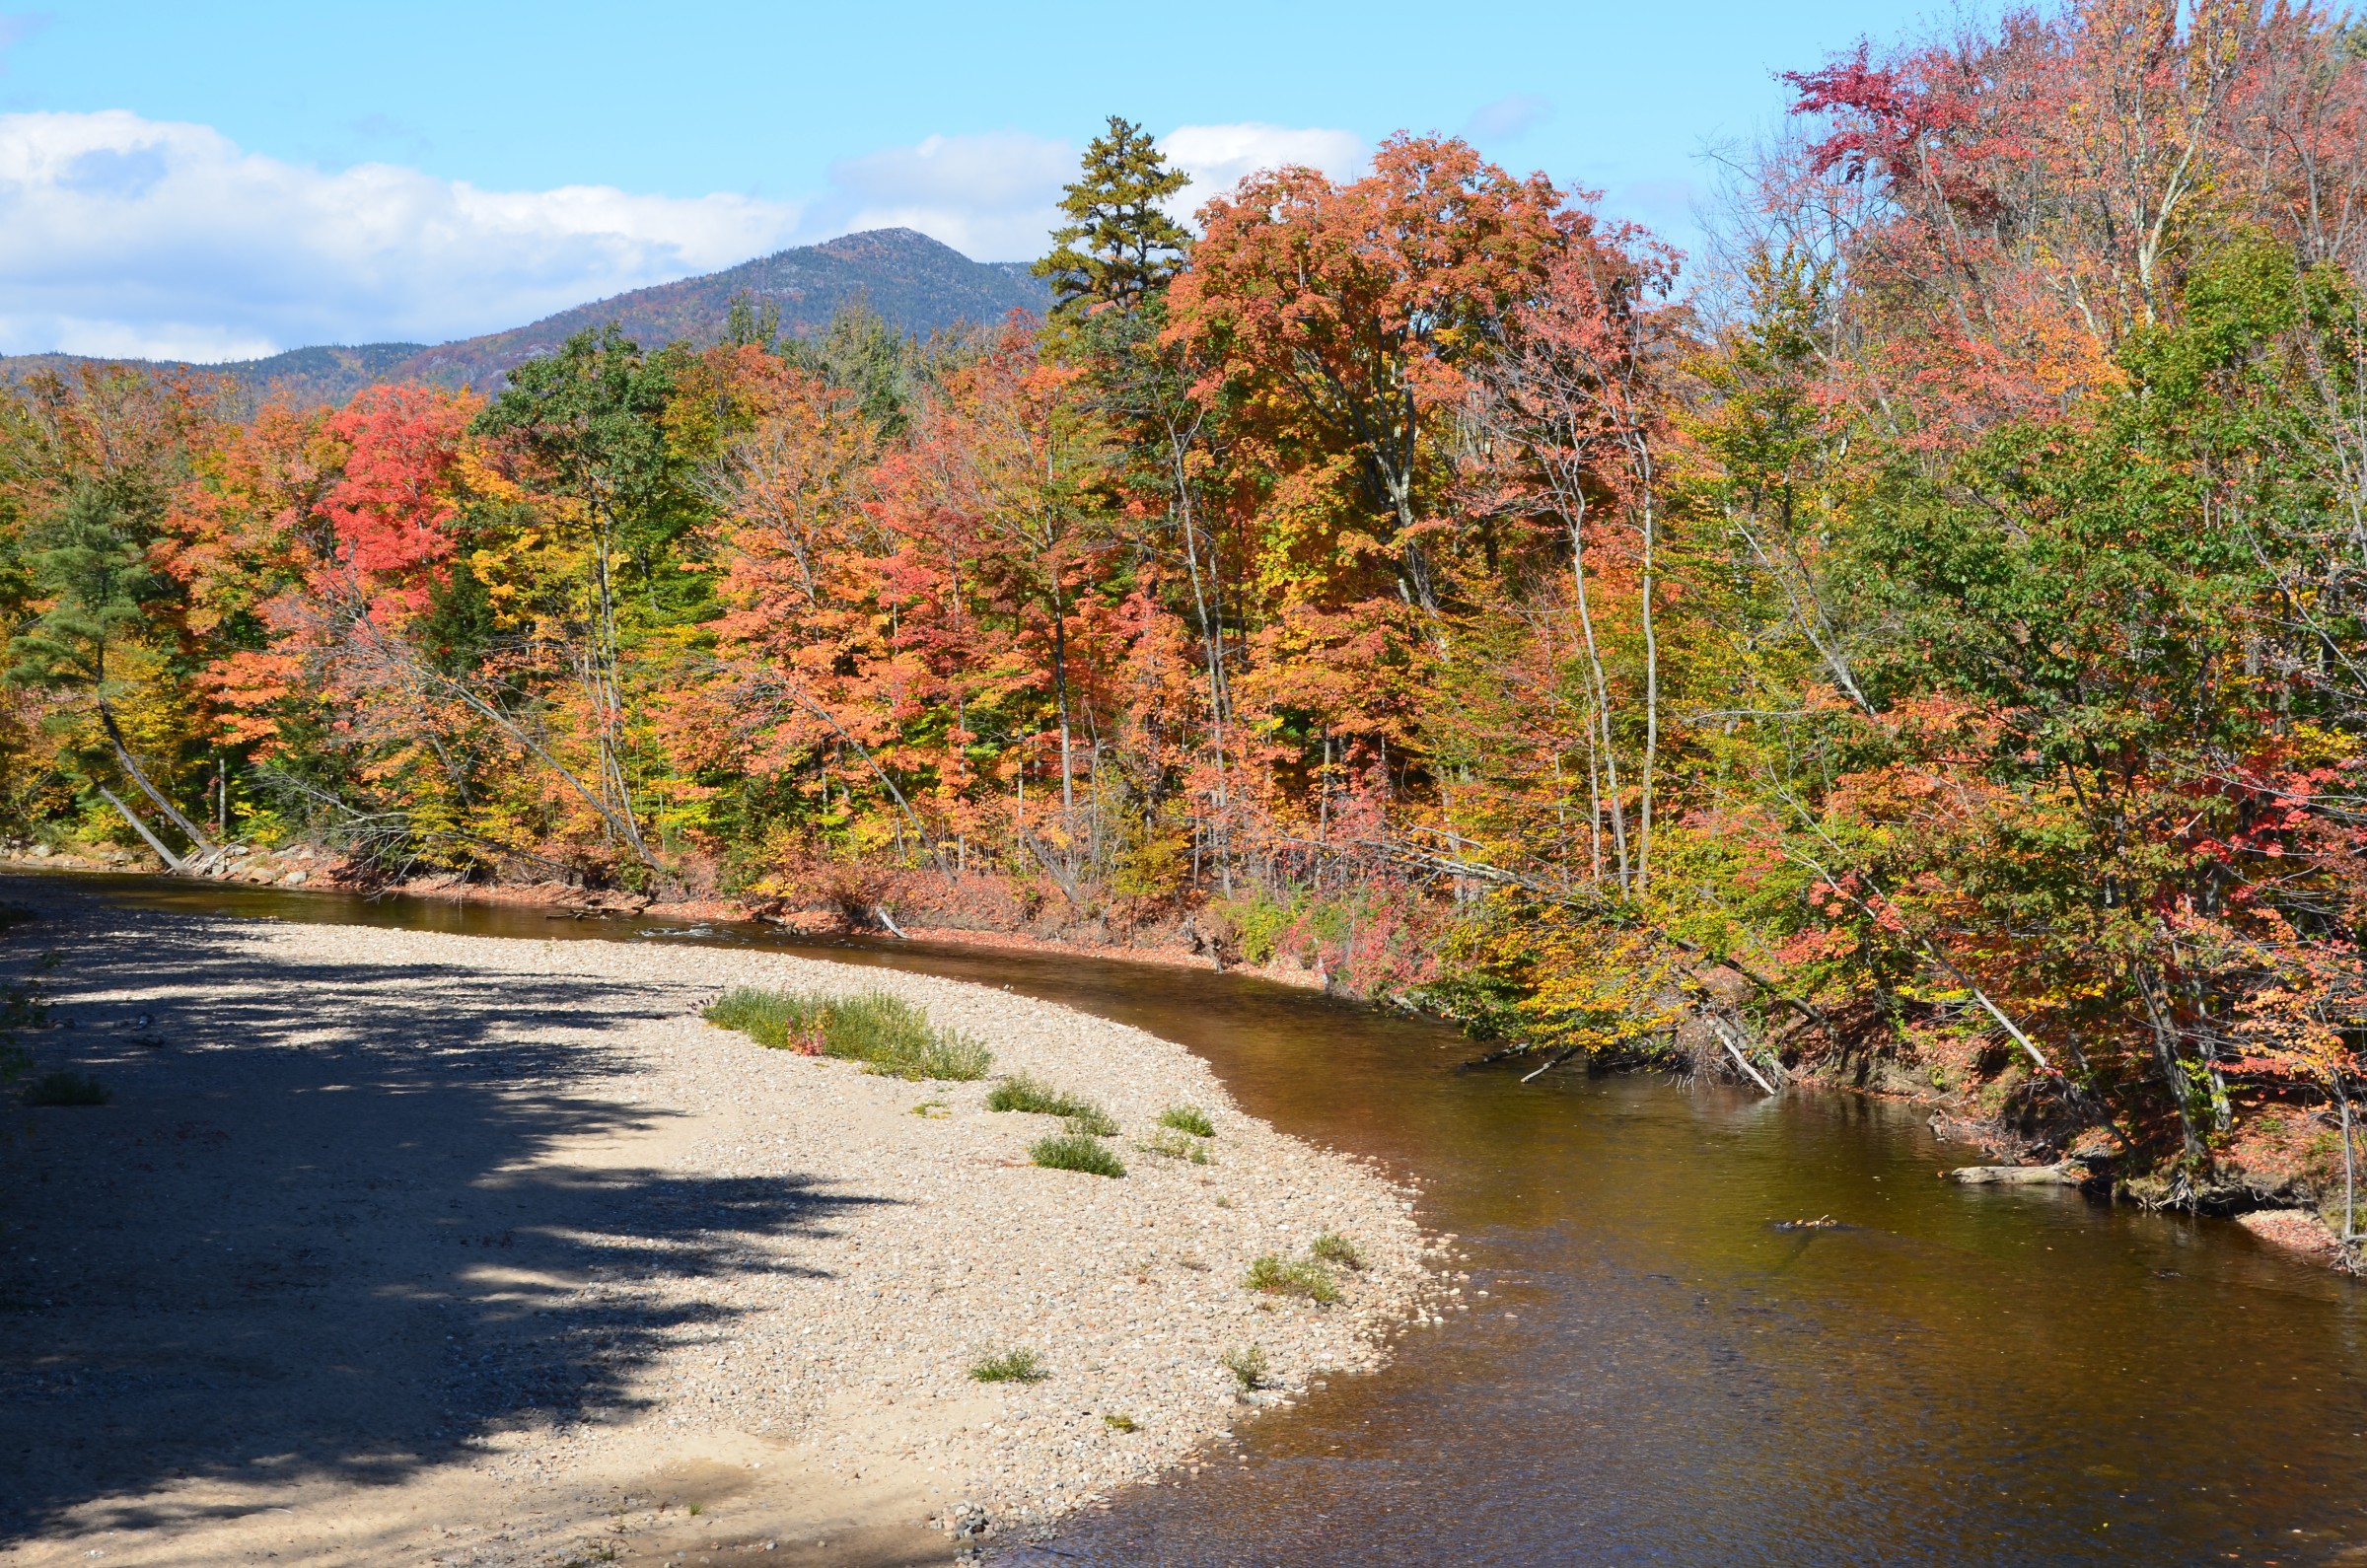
[[0, 228, 1046, 406]]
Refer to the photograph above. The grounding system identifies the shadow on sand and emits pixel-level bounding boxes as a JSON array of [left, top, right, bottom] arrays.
[[0, 882, 887, 1541]]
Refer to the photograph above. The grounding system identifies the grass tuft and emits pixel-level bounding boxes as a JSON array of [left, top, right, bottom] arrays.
[[895, 1033, 995, 1083], [22, 1069, 108, 1106], [704, 986, 825, 1052], [1310, 1232, 1366, 1270], [1139, 1129, 1212, 1164], [1221, 1344, 1270, 1390], [987, 1073, 1115, 1133], [703, 987, 990, 1081], [1158, 1105, 1215, 1138], [1101, 1412, 1138, 1433], [1030, 1132, 1127, 1177], [1245, 1252, 1340, 1305], [969, 1348, 1048, 1384]]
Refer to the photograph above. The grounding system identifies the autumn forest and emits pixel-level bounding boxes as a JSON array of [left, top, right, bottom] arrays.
[[13, 0, 2367, 1211]]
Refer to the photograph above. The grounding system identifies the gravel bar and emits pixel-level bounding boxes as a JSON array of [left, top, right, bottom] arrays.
[[1, 904, 1431, 1565]]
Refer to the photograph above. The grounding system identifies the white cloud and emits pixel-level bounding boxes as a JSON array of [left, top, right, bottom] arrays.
[[809, 122, 1370, 257], [1466, 95, 1552, 143], [817, 130, 1075, 264], [1162, 122, 1370, 220], [0, 111, 1375, 361], [0, 109, 808, 359]]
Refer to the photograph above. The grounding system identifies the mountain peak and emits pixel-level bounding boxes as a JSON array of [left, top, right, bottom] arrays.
[[0, 227, 1050, 407]]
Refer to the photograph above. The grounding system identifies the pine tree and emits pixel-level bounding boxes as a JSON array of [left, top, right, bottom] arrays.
[[7, 480, 216, 857], [1034, 116, 1192, 313]]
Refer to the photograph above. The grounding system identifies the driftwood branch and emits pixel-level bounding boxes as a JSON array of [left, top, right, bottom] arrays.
[[1519, 1044, 1585, 1083], [1707, 1014, 1778, 1095]]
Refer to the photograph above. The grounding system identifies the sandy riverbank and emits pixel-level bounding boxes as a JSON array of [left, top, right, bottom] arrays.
[[0, 897, 1431, 1566]]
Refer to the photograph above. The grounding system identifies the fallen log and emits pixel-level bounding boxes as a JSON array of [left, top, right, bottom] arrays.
[[1944, 1161, 2095, 1186]]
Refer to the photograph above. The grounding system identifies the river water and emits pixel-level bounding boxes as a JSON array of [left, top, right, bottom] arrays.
[[43, 875, 2367, 1565]]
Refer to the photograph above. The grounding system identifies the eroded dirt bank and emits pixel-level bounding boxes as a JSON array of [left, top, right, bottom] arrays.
[[0, 897, 1428, 1566]]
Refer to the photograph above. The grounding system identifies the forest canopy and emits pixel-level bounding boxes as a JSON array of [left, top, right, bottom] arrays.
[[14, 2, 2367, 1204]]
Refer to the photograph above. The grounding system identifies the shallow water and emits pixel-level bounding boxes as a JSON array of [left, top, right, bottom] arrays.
[[38, 873, 2367, 1565]]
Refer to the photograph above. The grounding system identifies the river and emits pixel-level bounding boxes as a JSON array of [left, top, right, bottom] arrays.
[[38, 874, 2367, 1565]]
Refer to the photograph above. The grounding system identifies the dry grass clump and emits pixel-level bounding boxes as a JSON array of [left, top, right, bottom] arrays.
[[704, 987, 990, 1081], [1138, 1128, 1212, 1164]]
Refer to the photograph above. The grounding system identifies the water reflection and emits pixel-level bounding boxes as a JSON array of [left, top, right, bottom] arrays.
[[31, 872, 2367, 1565]]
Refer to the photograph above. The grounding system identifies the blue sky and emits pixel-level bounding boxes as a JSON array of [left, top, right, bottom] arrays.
[[0, 1, 1966, 359]]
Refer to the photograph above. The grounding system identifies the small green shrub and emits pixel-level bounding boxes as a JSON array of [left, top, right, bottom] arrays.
[[1245, 1252, 1339, 1305], [1221, 1344, 1269, 1390], [22, 1070, 108, 1106], [1030, 1133, 1126, 1177], [969, 1348, 1048, 1384], [1101, 1412, 1138, 1433], [1310, 1233, 1366, 1270], [704, 987, 990, 1081], [988, 1073, 1114, 1132], [1158, 1105, 1215, 1138]]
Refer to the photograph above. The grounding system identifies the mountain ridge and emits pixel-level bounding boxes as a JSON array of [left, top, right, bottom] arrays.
[[1, 228, 1049, 408]]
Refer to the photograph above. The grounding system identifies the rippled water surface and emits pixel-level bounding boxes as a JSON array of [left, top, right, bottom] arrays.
[[42, 874, 2367, 1565]]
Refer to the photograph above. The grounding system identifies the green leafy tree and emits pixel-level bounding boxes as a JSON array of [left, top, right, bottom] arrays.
[[6, 481, 214, 862], [782, 301, 919, 435], [1034, 116, 1192, 314], [722, 291, 782, 353], [472, 325, 703, 869]]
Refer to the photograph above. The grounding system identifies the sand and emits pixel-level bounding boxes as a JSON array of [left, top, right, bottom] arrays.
[[0, 895, 1431, 1566]]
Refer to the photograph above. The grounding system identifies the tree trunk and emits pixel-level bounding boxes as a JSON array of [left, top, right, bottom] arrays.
[[93, 783, 184, 872], [97, 700, 214, 853], [1632, 440, 1659, 892], [1565, 496, 1630, 891]]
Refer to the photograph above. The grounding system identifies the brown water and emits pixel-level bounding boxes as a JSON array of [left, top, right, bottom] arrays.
[[42, 874, 2367, 1565]]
